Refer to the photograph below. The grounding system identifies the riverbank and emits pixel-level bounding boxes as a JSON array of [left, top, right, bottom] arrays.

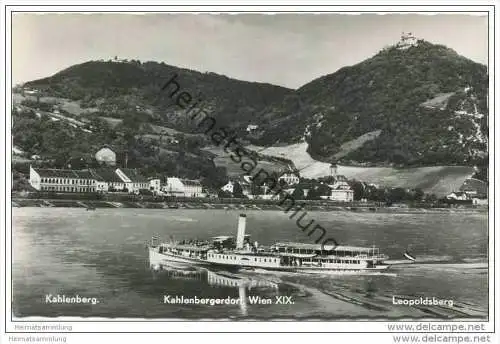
[[11, 198, 487, 213]]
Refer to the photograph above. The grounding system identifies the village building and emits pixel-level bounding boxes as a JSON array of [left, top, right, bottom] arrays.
[[95, 146, 117, 166], [446, 178, 488, 204], [278, 171, 300, 186], [12, 146, 24, 155], [89, 170, 107, 192], [246, 124, 259, 132], [149, 178, 161, 195], [220, 177, 254, 198], [163, 177, 186, 197], [473, 198, 488, 206], [22, 88, 39, 95], [221, 180, 235, 194], [446, 192, 469, 201], [91, 168, 125, 192], [239, 176, 254, 199], [204, 188, 219, 199], [115, 168, 149, 194], [29, 166, 96, 193], [459, 178, 488, 199], [326, 176, 354, 202], [181, 179, 204, 198]]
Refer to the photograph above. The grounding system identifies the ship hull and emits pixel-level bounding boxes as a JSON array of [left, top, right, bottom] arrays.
[[148, 248, 389, 273], [149, 248, 210, 267]]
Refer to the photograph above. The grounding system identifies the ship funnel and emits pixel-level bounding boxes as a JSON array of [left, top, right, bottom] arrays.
[[236, 214, 246, 249]]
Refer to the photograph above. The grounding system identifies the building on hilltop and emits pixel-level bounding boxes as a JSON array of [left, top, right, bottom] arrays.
[[396, 32, 419, 50]]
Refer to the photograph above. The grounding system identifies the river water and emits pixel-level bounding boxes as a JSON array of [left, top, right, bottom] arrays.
[[12, 208, 488, 320]]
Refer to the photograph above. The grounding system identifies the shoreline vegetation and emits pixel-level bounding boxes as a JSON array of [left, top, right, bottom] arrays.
[[12, 195, 487, 213]]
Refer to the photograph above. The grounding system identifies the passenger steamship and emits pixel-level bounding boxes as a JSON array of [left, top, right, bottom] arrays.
[[148, 214, 389, 273]]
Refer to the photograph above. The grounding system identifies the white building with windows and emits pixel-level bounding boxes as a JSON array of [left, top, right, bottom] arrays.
[[326, 179, 354, 202], [90, 171, 108, 192], [278, 171, 300, 186], [163, 177, 185, 197], [221, 181, 234, 194], [149, 178, 161, 194], [115, 168, 149, 194], [397, 32, 419, 50], [446, 192, 468, 201], [161, 178, 205, 198], [246, 124, 259, 132], [29, 166, 96, 193], [182, 179, 204, 198], [91, 168, 125, 192]]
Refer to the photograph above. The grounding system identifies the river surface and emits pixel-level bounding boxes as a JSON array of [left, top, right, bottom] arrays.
[[12, 208, 488, 320]]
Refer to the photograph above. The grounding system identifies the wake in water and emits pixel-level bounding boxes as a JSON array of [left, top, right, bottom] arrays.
[[170, 216, 198, 222]]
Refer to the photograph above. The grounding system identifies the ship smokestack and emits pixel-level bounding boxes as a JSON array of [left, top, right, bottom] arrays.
[[236, 214, 246, 249]]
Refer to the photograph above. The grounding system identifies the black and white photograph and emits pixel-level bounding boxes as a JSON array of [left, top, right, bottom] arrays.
[[2, 3, 498, 341]]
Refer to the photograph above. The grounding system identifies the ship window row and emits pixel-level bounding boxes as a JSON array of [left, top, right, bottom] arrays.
[[277, 247, 364, 257], [320, 259, 360, 264], [207, 253, 277, 264], [253, 258, 277, 263], [208, 254, 238, 260]]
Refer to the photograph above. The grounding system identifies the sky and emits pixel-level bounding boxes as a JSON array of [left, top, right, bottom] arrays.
[[12, 13, 488, 89]]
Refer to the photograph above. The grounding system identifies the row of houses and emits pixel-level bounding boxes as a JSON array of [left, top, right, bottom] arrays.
[[446, 178, 488, 205], [29, 166, 204, 198], [221, 173, 355, 202]]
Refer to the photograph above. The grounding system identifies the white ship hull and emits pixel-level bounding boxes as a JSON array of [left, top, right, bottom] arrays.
[[149, 248, 210, 267], [148, 247, 389, 273]]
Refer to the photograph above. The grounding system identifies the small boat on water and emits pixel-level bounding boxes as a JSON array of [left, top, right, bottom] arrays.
[[403, 250, 416, 262], [86, 206, 96, 211], [148, 214, 389, 273]]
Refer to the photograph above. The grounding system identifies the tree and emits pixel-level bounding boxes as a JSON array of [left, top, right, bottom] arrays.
[[364, 184, 378, 201], [291, 185, 305, 200], [306, 186, 321, 200], [349, 180, 365, 201], [388, 188, 407, 203], [414, 188, 424, 201], [317, 184, 331, 197], [218, 190, 232, 198], [424, 193, 438, 203], [251, 182, 263, 196], [232, 182, 244, 198]]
